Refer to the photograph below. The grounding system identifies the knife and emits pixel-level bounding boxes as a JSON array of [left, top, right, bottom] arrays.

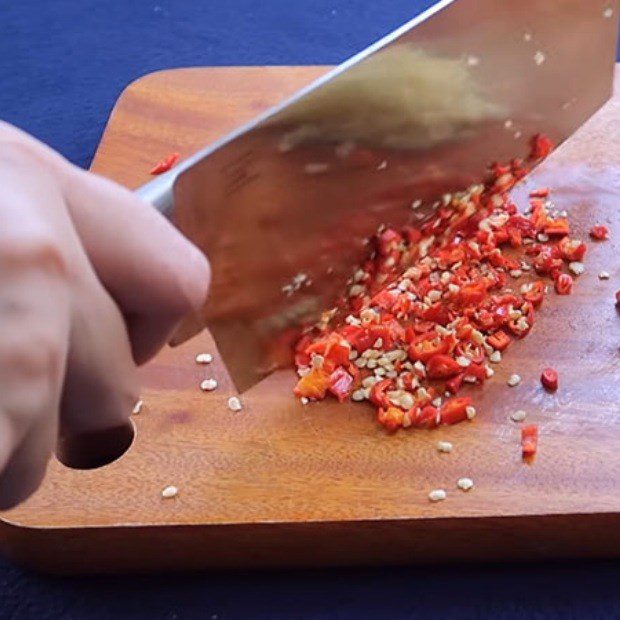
[[137, 0, 618, 392]]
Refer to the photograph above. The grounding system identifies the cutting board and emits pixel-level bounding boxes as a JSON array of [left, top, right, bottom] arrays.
[[0, 66, 618, 574]]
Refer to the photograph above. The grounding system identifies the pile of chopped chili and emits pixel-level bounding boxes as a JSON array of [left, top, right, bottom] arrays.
[[293, 135, 588, 431]]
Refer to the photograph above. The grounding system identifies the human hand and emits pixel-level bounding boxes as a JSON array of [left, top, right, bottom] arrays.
[[0, 122, 209, 508]]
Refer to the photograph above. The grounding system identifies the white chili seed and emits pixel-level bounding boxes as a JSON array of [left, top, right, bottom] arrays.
[[428, 489, 447, 502], [437, 441, 453, 453], [161, 485, 178, 499], [465, 406, 477, 420], [599, 271, 610, 280], [533, 50, 546, 66], [507, 374, 522, 387], [489, 350, 502, 363], [227, 396, 243, 412], [132, 400, 143, 415], [200, 378, 218, 392], [195, 353, 213, 364], [510, 410, 527, 422], [351, 389, 366, 402], [457, 477, 474, 491], [569, 262, 585, 276]]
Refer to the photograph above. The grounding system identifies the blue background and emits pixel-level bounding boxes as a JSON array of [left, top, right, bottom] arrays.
[[1, 1, 619, 618]]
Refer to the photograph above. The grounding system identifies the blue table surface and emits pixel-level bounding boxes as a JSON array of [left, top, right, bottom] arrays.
[[1, 1, 619, 618]]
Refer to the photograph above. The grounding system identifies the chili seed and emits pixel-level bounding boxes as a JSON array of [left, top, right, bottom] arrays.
[[437, 441, 453, 453], [599, 271, 610, 280], [132, 400, 143, 415], [568, 262, 585, 276], [200, 379, 218, 392], [510, 410, 527, 422], [161, 485, 178, 499], [195, 353, 213, 364], [507, 374, 522, 387], [428, 489, 447, 502], [227, 396, 243, 412], [457, 477, 474, 491], [351, 389, 366, 402]]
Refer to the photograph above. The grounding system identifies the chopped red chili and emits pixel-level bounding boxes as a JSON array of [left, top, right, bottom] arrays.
[[529, 134, 554, 160], [440, 397, 473, 425], [554, 273, 573, 295], [426, 354, 462, 379], [328, 367, 354, 402], [540, 367, 558, 391], [149, 152, 180, 175], [589, 225, 609, 241], [294, 368, 331, 400], [558, 237, 587, 262], [291, 133, 583, 433], [521, 424, 539, 457], [487, 330, 511, 351]]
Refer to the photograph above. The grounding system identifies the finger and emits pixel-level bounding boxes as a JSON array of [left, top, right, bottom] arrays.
[[64, 168, 210, 364], [0, 149, 72, 507], [57, 269, 139, 469], [0, 417, 56, 511], [0, 122, 210, 364]]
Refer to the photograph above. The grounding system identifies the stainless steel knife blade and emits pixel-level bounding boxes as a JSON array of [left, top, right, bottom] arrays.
[[137, 0, 618, 392]]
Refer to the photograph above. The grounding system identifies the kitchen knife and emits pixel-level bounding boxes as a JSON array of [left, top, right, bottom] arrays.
[[137, 0, 618, 392]]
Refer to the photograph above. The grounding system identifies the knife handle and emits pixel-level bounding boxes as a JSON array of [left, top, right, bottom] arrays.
[[135, 170, 176, 216]]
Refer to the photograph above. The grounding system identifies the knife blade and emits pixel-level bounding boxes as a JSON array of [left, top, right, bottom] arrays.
[[137, 0, 618, 392]]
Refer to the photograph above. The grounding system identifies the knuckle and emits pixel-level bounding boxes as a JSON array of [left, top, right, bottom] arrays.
[[169, 248, 210, 316], [0, 329, 65, 384], [0, 139, 40, 169], [0, 231, 68, 278]]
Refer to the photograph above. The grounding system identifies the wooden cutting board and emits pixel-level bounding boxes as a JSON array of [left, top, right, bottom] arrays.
[[0, 66, 618, 574]]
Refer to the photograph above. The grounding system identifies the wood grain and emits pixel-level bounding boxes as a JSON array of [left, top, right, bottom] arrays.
[[0, 66, 618, 574]]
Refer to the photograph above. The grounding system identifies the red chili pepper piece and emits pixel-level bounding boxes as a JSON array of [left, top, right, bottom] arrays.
[[408, 332, 450, 363], [529, 188, 549, 198], [149, 152, 180, 175], [328, 367, 354, 402], [522, 281, 545, 308], [426, 354, 461, 379], [458, 281, 488, 306], [540, 367, 558, 391], [558, 237, 586, 262], [487, 330, 511, 351], [529, 134, 554, 160], [440, 397, 473, 425], [415, 405, 439, 429], [377, 407, 405, 432], [521, 424, 539, 457], [294, 368, 331, 400], [554, 273, 573, 295], [446, 373, 465, 394], [544, 218, 570, 237], [589, 225, 609, 241], [369, 379, 393, 408]]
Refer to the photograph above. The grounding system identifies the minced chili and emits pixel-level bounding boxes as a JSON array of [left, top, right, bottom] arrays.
[[291, 134, 588, 432]]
